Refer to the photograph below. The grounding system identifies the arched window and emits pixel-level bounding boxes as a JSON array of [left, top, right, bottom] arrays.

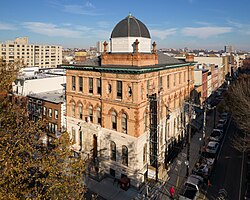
[[143, 144, 147, 164], [122, 145, 128, 166], [96, 107, 101, 125], [72, 102, 75, 118], [110, 141, 116, 161], [78, 103, 83, 119], [122, 113, 127, 133], [89, 105, 93, 122], [112, 111, 117, 130], [144, 112, 147, 131]]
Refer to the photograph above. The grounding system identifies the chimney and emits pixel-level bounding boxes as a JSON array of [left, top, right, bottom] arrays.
[[103, 41, 108, 54], [152, 41, 157, 54], [135, 39, 139, 54], [185, 54, 194, 62]]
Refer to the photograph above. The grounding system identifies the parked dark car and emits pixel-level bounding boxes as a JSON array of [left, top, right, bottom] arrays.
[[209, 129, 224, 142]]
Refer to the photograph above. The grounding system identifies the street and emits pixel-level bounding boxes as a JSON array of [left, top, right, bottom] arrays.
[[206, 120, 244, 200]]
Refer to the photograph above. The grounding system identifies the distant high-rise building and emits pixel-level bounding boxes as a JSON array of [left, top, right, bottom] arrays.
[[224, 45, 234, 53], [0, 37, 62, 68]]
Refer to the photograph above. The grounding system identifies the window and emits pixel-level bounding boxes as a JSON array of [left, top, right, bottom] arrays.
[[48, 122, 52, 132], [107, 84, 112, 94], [79, 77, 83, 92], [72, 127, 76, 143], [54, 109, 58, 119], [128, 86, 132, 97], [97, 78, 101, 95], [48, 108, 52, 118], [143, 144, 147, 164], [144, 112, 147, 131], [112, 111, 117, 130], [110, 168, 115, 177], [159, 76, 163, 88], [55, 124, 58, 133], [79, 130, 82, 147], [167, 75, 170, 88], [96, 107, 101, 125], [72, 76, 76, 91], [89, 105, 93, 122], [110, 141, 116, 161], [79, 103, 83, 119], [122, 113, 127, 133], [122, 145, 128, 166], [72, 102, 75, 117], [89, 78, 93, 94], [117, 81, 122, 99], [179, 72, 182, 84], [43, 106, 47, 116]]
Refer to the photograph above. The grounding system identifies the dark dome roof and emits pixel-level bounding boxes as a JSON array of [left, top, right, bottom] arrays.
[[111, 14, 151, 39]]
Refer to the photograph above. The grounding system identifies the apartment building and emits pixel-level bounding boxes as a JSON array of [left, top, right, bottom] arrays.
[[0, 37, 62, 68], [61, 14, 195, 188]]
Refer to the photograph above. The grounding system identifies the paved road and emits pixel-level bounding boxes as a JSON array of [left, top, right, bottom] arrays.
[[206, 120, 244, 200]]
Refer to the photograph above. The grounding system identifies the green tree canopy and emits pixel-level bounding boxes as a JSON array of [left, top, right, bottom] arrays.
[[0, 60, 85, 199]]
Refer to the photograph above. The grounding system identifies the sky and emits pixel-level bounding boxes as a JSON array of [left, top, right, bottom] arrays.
[[1, 0, 250, 51]]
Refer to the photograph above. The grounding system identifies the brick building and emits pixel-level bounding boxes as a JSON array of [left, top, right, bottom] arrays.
[[61, 14, 195, 188]]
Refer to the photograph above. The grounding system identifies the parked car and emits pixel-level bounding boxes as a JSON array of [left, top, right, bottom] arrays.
[[220, 112, 229, 120], [218, 119, 227, 126], [179, 175, 204, 200], [209, 129, 223, 142], [216, 123, 225, 132], [206, 141, 220, 154]]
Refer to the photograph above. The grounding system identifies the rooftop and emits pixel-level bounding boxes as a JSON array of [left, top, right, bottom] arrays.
[[27, 90, 65, 103]]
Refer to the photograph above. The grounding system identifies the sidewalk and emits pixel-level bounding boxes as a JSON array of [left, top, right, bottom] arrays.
[[162, 108, 219, 199], [85, 176, 141, 200], [84, 108, 219, 200]]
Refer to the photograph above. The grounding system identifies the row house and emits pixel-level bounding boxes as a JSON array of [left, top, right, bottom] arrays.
[[27, 90, 66, 140]]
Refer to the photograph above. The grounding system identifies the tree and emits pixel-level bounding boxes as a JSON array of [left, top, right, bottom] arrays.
[[0, 60, 86, 199], [225, 74, 250, 152]]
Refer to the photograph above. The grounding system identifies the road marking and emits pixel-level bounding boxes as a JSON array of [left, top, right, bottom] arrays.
[[217, 117, 232, 159], [176, 175, 180, 188]]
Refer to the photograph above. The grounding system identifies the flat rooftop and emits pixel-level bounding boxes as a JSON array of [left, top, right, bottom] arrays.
[[27, 90, 65, 103]]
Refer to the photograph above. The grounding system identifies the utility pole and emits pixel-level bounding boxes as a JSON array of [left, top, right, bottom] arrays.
[[202, 104, 207, 147], [186, 64, 192, 178]]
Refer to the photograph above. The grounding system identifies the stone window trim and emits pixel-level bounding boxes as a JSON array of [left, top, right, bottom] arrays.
[[110, 141, 116, 161], [122, 145, 128, 166]]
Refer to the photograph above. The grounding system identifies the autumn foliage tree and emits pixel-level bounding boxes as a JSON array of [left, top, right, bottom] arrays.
[[0, 60, 85, 199], [225, 74, 250, 152]]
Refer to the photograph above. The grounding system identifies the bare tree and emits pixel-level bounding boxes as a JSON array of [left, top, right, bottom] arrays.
[[225, 74, 250, 151], [0, 60, 86, 199]]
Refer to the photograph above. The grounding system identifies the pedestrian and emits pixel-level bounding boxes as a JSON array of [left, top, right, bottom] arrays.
[[170, 186, 175, 199]]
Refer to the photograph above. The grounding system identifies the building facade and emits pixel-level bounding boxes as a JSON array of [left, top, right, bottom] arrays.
[[0, 37, 62, 68], [27, 90, 66, 139], [62, 15, 195, 188]]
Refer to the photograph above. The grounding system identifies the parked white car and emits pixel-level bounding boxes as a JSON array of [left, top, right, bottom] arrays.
[[206, 141, 220, 154]]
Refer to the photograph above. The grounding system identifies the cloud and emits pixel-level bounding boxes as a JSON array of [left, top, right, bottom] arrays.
[[97, 21, 110, 29], [22, 22, 83, 38], [227, 20, 250, 35], [151, 28, 177, 40], [0, 22, 17, 30], [182, 26, 232, 38]]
